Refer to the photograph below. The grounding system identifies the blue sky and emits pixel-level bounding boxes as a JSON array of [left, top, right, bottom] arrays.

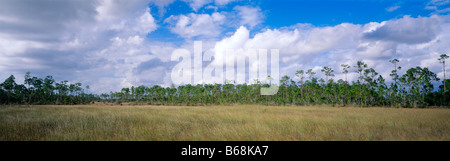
[[262, 0, 430, 26], [148, 0, 448, 41], [0, 0, 449, 93]]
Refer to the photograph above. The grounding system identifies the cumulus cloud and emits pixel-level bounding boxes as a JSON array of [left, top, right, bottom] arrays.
[[149, 0, 176, 16], [356, 41, 397, 59], [0, 0, 97, 42], [183, 0, 213, 11], [215, 0, 238, 6], [164, 12, 226, 38], [233, 6, 264, 28], [207, 15, 450, 84], [0, 0, 166, 93], [182, 0, 239, 11], [363, 15, 441, 44], [164, 5, 264, 38], [212, 23, 361, 57]]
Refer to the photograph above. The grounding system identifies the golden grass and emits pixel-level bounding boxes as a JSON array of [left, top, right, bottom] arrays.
[[0, 105, 448, 141]]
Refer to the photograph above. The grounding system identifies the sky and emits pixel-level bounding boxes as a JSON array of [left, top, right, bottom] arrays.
[[1, 0, 450, 93]]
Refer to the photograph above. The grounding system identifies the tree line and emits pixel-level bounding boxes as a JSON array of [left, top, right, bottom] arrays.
[[0, 72, 97, 105], [1, 54, 449, 107], [102, 54, 449, 108]]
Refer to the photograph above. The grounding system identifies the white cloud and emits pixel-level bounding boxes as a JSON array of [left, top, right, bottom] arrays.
[[164, 12, 226, 38], [0, 0, 166, 93], [127, 36, 144, 45], [182, 0, 238, 11], [212, 26, 249, 67], [363, 15, 441, 44], [134, 8, 159, 35], [183, 0, 213, 11], [207, 15, 450, 84], [233, 6, 264, 28], [356, 41, 397, 59], [428, 0, 449, 6], [149, 0, 176, 16], [164, 5, 265, 38], [205, 5, 219, 12], [96, 0, 151, 21], [425, 0, 450, 14], [214, 23, 360, 56], [386, 5, 401, 12], [96, 2, 158, 35], [215, 0, 238, 6]]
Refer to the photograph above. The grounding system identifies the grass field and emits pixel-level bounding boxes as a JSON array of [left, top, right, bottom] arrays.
[[0, 104, 448, 141]]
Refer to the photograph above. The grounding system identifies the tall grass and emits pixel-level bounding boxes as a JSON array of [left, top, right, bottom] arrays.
[[0, 105, 448, 141]]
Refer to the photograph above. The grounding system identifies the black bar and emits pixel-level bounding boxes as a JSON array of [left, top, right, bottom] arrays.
[[0, 141, 446, 160]]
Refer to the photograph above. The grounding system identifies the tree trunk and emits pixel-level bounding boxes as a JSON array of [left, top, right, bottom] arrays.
[[444, 62, 446, 94]]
